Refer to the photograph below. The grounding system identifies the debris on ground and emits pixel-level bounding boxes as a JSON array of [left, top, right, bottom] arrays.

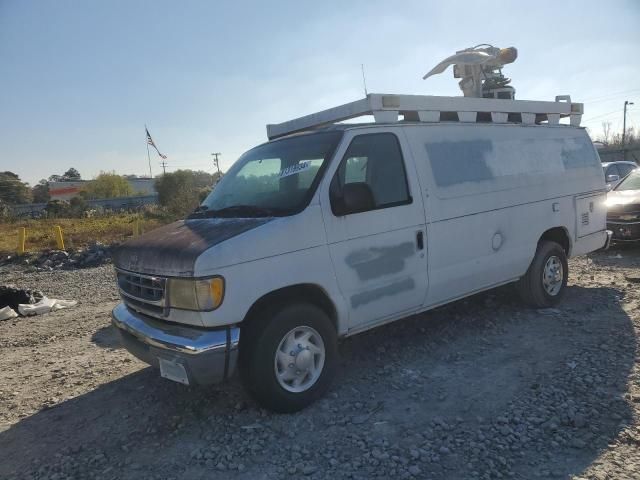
[[0, 242, 114, 271], [0, 305, 18, 321], [17, 297, 78, 316], [0, 284, 76, 319], [0, 285, 43, 310]]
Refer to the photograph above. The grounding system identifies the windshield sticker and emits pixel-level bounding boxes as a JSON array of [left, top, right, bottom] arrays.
[[279, 161, 311, 178]]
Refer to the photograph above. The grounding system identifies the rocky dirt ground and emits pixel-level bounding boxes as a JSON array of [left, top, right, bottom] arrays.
[[0, 246, 639, 480]]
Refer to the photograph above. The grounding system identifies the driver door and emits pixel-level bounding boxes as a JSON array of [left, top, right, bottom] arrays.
[[320, 129, 428, 331]]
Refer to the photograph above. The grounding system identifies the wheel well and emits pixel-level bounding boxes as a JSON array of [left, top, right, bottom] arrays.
[[539, 227, 570, 255], [242, 284, 338, 332]]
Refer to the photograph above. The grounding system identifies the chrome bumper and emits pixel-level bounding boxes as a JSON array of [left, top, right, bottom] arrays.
[[111, 303, 240, 385]]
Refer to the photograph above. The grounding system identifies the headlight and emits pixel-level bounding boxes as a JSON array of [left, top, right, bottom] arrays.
[[167, 277, 224, 311]]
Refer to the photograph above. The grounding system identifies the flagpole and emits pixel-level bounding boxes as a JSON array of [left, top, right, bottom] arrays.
[[146, 143, 153, 178], [145, 125, 153, 178]]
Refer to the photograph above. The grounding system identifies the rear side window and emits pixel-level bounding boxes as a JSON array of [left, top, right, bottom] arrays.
[[331, 133, 411, 214]]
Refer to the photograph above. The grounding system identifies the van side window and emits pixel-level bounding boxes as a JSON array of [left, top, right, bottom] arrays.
[[330, 133, 411, 215]]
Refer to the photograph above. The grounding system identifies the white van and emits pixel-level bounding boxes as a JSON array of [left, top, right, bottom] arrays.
[[112, 93, 611, 412]]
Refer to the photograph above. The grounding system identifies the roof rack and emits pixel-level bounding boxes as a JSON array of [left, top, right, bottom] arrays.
[[266, 93, 584, 140]]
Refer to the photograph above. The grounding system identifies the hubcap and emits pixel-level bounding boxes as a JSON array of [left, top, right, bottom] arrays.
[[543, 255, 563, 296], [274, 326, 325, 393]]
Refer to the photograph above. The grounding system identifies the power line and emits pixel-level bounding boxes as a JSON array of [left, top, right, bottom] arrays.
[[581, 88, 640, 104], [581, 108, 628, 124]]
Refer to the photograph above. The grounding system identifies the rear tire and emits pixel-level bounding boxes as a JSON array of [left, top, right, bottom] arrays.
[[239, 303, 338, 413], [517, 240, 568, 308]]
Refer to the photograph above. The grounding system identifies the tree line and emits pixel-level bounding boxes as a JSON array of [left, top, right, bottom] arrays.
[[596, 123, 638, 148], [0, 167, 222, 219]]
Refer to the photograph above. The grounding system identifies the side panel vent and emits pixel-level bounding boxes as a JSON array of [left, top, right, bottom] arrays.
[[581, 212, 589, 226]]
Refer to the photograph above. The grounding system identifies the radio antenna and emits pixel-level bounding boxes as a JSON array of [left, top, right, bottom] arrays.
[[361, 63, 368, 96]]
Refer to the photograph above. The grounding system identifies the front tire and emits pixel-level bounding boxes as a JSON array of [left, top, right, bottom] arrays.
[[517, 240, 568, 308], [239, 303, 338, 413]]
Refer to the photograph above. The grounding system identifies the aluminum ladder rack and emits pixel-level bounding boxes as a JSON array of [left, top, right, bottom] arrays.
[[266, 93, 584, 140]]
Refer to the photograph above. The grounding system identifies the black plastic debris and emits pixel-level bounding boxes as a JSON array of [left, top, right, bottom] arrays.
[[0, 285, 44, 311]]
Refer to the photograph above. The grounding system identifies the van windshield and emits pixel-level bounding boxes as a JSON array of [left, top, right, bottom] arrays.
[[615, 169, 640, 191], [193, 131, 343, 218]]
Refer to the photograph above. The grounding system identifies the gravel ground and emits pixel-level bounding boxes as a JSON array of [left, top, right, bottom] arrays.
[[0, 246, 639, 480]]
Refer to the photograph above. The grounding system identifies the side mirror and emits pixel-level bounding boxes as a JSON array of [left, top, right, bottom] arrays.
[[606, 174, 620, 183], [332, 182, 375, 216]]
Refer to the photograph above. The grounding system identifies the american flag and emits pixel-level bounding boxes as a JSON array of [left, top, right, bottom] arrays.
[[146, 127, 167, 159]]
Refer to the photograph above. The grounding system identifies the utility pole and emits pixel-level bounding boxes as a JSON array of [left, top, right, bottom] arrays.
[[211, 152, 221, 175], [623, 100, 634, 161], [160, 160, 168, 175]]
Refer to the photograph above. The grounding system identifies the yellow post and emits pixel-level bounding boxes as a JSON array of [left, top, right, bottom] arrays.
[[17, 227, 26, 255], [133, 220, 140, 237], [54, 225, 65, 250]]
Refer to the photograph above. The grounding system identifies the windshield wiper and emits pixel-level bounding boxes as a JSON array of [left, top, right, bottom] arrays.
[[188, 205, 210, 218], [195, 205, 291, 218]]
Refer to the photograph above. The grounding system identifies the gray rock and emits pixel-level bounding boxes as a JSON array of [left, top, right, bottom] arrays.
[[408, 465, 421, 476]]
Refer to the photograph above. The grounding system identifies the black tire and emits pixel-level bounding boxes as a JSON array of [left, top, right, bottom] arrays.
[[516, 240, 568, 308], [239, 303, 338, 413]]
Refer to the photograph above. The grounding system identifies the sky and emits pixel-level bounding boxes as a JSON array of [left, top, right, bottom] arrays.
[[1, 0, 639, 186]]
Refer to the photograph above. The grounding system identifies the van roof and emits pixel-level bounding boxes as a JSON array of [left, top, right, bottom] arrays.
[[267, 93, 584, 141]]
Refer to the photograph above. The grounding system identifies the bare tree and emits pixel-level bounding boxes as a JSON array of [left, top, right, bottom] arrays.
[[601, 121, 611, 145]]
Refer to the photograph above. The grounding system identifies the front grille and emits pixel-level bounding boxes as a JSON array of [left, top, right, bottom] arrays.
[[116, 269, 166, 316]]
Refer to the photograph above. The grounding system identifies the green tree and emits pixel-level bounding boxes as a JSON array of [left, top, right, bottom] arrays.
[[62, 167, 82, 181], [84, 172, 133, 199], [32, 179, 50, 203], [155, 170, 215, 217], [0, 171, 32, 204], [68, 196, 88, 217]]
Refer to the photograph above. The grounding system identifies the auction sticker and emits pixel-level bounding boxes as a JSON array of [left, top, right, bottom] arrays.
[[279, 161, 311, 178]]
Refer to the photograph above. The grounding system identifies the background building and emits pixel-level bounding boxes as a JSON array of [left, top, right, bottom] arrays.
[[49, 177, 156, 201]]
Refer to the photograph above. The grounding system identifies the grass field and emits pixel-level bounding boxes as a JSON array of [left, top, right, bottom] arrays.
[[0, 214, 171, 254]]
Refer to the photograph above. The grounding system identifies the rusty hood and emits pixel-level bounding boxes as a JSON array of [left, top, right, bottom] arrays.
[[112, 217, 273, 276]]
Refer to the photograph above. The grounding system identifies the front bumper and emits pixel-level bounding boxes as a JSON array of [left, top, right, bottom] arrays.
[[607, 221, 640, 242], [111, 303, 240, 385]]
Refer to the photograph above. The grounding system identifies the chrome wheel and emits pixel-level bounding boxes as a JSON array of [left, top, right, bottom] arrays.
[[274, 326, 325, 393], [542, 255, 563, 296]]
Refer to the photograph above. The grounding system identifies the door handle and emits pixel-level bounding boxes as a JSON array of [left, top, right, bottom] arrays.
[[416, 230, 424, 250]]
